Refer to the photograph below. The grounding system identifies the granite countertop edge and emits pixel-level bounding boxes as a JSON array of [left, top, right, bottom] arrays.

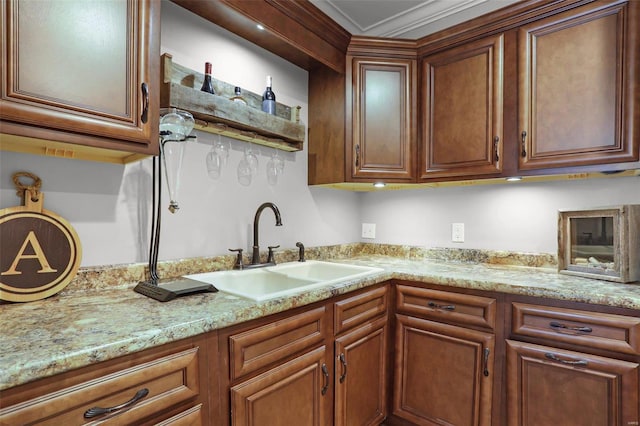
[[2, 255, 639, 392]]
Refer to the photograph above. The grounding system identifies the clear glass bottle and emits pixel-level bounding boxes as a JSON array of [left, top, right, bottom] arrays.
[[230, 86, 247, 105]]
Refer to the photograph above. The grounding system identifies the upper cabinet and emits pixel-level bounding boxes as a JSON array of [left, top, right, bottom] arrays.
[[347, 54, 416, 182], [0, 0, 160, 163], [419, 33, 504, 180], [518, 1, 639, 171]]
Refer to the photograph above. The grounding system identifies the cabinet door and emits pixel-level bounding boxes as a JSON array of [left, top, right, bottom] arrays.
[[506, 340, 640, 426], [230, 346, 331, 426], [334, 316, 387, 426], [393, 314, 495, 426], [0, 0, 159, 157], [518, 1, 639, 170], [419, 33, 503, 179], [349, 57, 415, 182]]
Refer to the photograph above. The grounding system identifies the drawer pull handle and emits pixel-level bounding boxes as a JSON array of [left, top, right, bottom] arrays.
[[549, 321, 592, 333], [483, 347, 490, 377], [321, 363, 329, 395], [84, 388, 149, 418], [355, 144, 360, 167], [520, 130, 527, 157], [428, 302, 455, 311], [493, 136, 500, 162], [339, 353, 347, 383], [544, 352, 588, 367]]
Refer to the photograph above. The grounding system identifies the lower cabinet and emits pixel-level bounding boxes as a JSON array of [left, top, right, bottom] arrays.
[[506, 340, 640, 426], [393, 314, 495, 426], [230, 346, 332, 426], [0, 336, 210, 425]]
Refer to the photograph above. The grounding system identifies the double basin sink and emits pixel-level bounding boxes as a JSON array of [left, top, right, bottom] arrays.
[[184, 260, 384, 302]]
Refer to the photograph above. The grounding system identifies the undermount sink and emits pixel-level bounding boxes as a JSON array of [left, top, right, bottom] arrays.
[[183, 260, 384, 301]]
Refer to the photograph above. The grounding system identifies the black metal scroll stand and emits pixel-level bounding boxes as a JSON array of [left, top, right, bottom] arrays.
[[134, 133, 217, 302]]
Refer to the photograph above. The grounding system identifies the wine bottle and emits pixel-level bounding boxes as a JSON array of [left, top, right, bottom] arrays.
[[262, 75, 276, 115], [230, 86, 247, 105], [200, 62, 215, 94]]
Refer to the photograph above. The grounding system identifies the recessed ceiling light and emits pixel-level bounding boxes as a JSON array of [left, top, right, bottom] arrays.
[[256, 24, 265, 30], [506, 176, 522, 182], [373, 182, 386, 188]]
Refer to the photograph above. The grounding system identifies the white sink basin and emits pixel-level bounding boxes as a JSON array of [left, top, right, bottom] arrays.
[[183, 260, 383, 301]]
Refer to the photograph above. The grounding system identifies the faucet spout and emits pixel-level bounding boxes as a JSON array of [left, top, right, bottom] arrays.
[[252, 202, 282, 265]]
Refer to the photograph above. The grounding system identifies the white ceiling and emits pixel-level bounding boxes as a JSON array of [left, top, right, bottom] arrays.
[[310, 0, 522, 39]]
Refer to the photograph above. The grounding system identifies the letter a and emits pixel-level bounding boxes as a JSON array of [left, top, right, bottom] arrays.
[[2, 231, 58, 275]]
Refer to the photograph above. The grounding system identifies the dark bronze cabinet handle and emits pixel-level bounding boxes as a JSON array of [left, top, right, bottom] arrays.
[[483, 348, 490, 377], [84, 388, 149, 418], [520, 131, 527, 157], [550, 321, 592, 333], [428, 301, 455, 311], [339, 353, 347, 383], [141, 82, 149, 124], [355, 144, 360, 167], [321, 363, 329, 395], [493, 136, 500, 162], [545, 352, 588, 367]]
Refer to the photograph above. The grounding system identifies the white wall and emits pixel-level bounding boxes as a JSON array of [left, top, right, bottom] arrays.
[[360, 176, 640, 254], [1, 2, 638, 268]]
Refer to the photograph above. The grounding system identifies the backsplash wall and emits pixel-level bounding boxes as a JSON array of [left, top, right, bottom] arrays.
[[1, 1, 638, 268]]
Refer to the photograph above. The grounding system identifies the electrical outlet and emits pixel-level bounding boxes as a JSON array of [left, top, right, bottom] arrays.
[[452, 223, 465, 243], [362, 223, 376, 239]]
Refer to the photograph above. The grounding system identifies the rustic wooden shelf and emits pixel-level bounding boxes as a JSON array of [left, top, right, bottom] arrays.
[[160, 54, 305, 152]]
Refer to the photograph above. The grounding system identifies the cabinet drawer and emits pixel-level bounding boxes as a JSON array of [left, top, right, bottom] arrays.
[[334, 286, 387, 335], [157, 404, 203, 426], [230, 306, 327, 380], [396, 285, 497, 330], [0, 347, 201, 425], [512, 302, 640, 355]]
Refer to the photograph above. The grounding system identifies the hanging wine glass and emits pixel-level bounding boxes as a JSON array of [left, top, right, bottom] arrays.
[[215, 135, 230, 166], [237, 153, 252, 186], [206, 143, 222, 179], [245, 144, 259, 176]]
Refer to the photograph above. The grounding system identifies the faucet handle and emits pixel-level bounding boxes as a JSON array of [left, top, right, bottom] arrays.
[[267, 245, 280, 263], [229, 248, 244, 270], [296, 242, 305, 262]]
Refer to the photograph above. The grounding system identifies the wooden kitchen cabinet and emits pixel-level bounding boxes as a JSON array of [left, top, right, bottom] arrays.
[[506, 340, 639, 425], [506, 299, 640, 426], [230, 346, 332, 426], [347, 52, 416, 182], [333, 286, 389, 425], [518, 0, 639, 171], [392, 285, 497, 426], [0, 0, 160, 163], [0, 336, 210, 425], [419, 33, 504, 180]]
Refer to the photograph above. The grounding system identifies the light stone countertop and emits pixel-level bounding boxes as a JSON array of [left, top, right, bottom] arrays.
[[2, 255, 639, 392]]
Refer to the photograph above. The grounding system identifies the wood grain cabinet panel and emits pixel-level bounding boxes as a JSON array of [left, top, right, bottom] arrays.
[[396, 284, 497, 330], [230, 346, 332, 426], [0, 0, 159, 162], [229, 306, 327, 381], [419, 33, 504, 179], [334, 285, 387, 335], [518, 0, 639, 170], [512, 302, 640, 355], [506, 339, 640, 426], [349, 56, 416, 182], [0, 344, 203, 425], [393, 314, 495, 426], [334, 315, 388, 426]]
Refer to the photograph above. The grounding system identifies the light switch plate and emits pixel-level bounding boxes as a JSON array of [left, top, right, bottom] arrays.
[[362, 223, 376, 239]]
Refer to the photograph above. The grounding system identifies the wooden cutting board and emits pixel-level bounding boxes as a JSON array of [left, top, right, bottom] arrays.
[[0, 173, 82, 302]]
